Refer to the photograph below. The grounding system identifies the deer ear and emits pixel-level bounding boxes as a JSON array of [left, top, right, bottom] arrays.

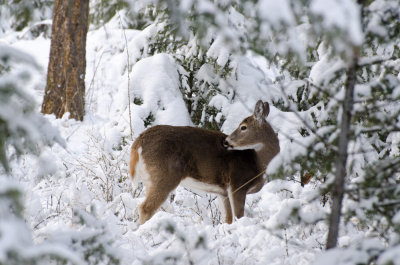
[[254, 100, 269, 123], [263, 102, 270, 117]]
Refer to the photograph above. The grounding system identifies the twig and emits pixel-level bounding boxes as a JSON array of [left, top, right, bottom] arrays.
[[33, 213, 59, 230], [118, 11, 134, 141], [87, 50, 108, 110], [285, 228, 289, 257]]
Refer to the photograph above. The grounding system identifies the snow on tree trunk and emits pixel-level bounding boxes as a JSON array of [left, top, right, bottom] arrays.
[[326, 51, 358, 249], [41, 0, 89, 121]]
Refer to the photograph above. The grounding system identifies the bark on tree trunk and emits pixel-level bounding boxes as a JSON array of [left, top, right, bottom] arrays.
[[326, 53, 358, 249], [41, 0, 89, 121]]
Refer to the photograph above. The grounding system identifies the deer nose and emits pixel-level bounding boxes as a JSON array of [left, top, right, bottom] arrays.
[[223, 139, 231, 148]]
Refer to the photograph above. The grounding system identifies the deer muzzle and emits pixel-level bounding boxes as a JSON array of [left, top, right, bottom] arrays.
[[223, 138, 234, 149]]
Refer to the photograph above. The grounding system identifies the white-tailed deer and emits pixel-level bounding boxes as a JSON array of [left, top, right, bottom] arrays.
[[130, 100, 279, 224]]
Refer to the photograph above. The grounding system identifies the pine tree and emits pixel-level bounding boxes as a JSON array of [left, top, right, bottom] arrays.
[[42, 0, 89, 121]]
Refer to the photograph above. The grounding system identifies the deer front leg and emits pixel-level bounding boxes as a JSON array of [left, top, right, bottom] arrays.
[[218, 195, 233, 224], [228, 188, 246, 221]]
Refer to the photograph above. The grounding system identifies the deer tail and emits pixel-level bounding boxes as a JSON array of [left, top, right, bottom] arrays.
[[130, 142, 140, 183]]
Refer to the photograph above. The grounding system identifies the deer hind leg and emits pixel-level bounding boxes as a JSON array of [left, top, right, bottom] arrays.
[[139, 185, 173, 224], [218, 195, 233, 224], [138, 167, 181, 224]]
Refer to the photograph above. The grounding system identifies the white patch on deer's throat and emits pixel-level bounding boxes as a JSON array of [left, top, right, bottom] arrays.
[[231, 143, 264, 151], [180, 177, 225, 195]]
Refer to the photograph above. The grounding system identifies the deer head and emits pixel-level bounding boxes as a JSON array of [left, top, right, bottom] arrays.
[[225, 100, 274, 153]]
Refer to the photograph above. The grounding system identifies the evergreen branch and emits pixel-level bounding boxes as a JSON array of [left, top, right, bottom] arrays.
[[304, 78, 342, 103], [359, 125, 400, 134], [346, 182, 400, 193], [357, 56, 398, 67], [276, 81, 336, 152], [353, 98, 400, 105], [375, 200, 400, 208], [275, 129, 310, 149]]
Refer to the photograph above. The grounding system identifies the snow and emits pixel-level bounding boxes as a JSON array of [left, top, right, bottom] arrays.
[[310, 0, 363, 45], [257, 0, 295, 26], [10, 37, 51, 69], [313, 248, 368, 265], [377, 245, 400, 265], [309, 44, 346, 87], [206, 36, 230, 67], [130, 53, 192, 126]]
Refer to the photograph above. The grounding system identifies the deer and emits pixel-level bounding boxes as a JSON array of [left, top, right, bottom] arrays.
[[129, 100, 280, 224]]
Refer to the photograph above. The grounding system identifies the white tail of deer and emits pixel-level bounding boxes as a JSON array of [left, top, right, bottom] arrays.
[[130, 100, 279, 224]]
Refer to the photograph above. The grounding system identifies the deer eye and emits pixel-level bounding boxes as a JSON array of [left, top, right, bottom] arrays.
[[240, 125, 247, 131]]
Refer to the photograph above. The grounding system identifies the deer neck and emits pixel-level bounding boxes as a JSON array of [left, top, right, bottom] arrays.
[[254, 145, 269, 171], [254, 138, 279, 171]]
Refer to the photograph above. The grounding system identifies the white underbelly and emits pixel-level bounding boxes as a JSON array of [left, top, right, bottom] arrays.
[[133, 149, 226, 195], [180, 177, 225, 195]]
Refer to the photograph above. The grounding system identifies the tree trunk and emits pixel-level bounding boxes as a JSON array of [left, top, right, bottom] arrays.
[[42, 0, 89, 121], [326, 53, 358, 249]]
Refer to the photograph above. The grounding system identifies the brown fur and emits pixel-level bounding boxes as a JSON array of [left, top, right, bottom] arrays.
[[130, 100, 280, 224]]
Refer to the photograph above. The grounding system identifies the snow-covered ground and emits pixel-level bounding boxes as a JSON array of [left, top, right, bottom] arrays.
[[1, 16, 364, 265]]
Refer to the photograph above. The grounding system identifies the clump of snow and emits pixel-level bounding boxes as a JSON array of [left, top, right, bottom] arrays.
[[377, 245, 400, 265], [309, 44, 345, 87], [131, 53, 192, 127], [310, 0, 363, 45], [207, 36, 230, 67], [257, 0, 294, 26]]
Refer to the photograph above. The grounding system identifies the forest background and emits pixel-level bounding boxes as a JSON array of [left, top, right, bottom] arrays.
[[1, 0, 400, 264]]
